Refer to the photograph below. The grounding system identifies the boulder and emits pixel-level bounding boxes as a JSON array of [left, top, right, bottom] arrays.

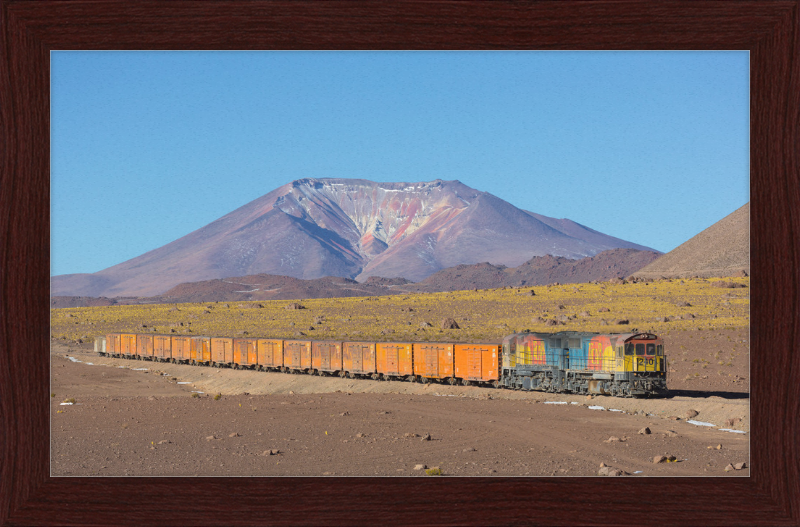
[[725, 417, 742, 427], [711, 280, 746, 289], [440, 318, 460, 329], [653, 456, 677, 463], [598, 466, 628, 476]]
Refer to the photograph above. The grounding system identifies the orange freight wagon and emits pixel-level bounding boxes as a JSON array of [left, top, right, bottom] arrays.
[[454, 343, 500, 386], [342, 342, 376, 379], [120, 333, 138, 359], [233, 338, 258, 369], [413, 342, 455, 383], [311, 341, 343, 376], [211, 337, 234, 367], [106, 333, 121, 358], [376, 342, 413, 381], [171, 335, 192, 364], [283, 340, 312, 373], [137, 334, 154, 361], [153, 334, 172, 362], [191, 336, 211, 365], [257, 339, 283, 371]]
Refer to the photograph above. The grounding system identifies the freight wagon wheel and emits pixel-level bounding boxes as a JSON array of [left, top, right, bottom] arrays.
[[462, 379, 471, 386], [420, 377, 428, 384], [349, 372, 356, 379], [448, 378, 457, 385], [492, 380, 501, 389]]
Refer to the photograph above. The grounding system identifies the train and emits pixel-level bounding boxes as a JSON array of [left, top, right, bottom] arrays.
[[95, 331, 668, 397]]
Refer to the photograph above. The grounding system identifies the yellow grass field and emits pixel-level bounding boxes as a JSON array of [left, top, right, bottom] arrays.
[[50, 277, 749, 343]]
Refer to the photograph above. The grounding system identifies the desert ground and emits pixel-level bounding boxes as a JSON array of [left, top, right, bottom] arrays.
[[50, 327, 749, 477], [50, 278, 749, 477]]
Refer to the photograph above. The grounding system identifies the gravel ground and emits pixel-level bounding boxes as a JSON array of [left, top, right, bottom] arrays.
[[50, 332, 749, 477]]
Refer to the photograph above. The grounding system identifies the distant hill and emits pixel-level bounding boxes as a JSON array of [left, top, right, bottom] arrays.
[[50, 249, 658, 307], [631, 203, 749, 279], [412, 248, 661, 292], [51, 178, 657, 298]]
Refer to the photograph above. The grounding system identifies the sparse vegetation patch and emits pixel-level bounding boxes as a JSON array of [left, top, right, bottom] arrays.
[[50, 277, 749, 343]]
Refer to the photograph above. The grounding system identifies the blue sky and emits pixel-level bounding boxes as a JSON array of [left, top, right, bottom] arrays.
[[51, 51, 749, 277]]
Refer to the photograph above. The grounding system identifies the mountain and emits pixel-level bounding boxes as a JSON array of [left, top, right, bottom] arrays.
[[51, 178, 657, 298], [630, 202, 749, 279]]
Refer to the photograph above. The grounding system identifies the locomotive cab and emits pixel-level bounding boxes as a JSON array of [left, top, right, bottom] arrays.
[[619, 333, 667, 396]]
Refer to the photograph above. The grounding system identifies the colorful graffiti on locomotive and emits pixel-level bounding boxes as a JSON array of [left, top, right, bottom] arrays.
[[501, 331, 667, 397]]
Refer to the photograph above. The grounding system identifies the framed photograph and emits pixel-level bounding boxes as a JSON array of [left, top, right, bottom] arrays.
[[2, 1, 796, 525]]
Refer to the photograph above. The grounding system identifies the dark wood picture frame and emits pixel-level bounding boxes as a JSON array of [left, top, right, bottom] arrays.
[[1, 1, 797, 525]]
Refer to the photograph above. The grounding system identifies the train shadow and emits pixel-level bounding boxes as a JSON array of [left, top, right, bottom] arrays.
[[662, 389, 750, 400]]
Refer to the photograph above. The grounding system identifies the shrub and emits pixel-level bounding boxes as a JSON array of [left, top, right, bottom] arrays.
[[214, 393, 222, 400], [425, 467, 443, 476]]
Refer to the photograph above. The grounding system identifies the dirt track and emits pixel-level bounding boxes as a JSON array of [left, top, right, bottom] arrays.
[[51, 338, 749, 477]]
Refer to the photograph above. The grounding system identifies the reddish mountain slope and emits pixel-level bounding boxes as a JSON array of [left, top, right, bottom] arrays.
[[631, 203, 749, 279], [51, 178, 656, 297]]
